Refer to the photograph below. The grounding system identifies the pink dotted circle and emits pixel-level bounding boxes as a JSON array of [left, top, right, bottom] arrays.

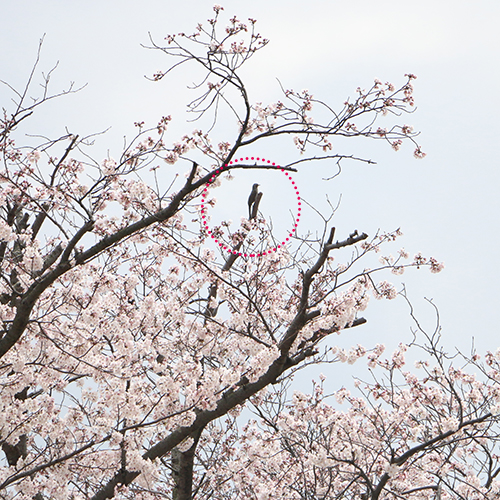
[[200, 157, 301, 258]]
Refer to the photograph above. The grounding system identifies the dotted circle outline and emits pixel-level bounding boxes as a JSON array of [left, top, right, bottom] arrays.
[[200, 157, 301, 258]]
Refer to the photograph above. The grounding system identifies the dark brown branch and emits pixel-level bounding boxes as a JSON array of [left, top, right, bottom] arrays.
[[394, 412, 493, 466], [0, 439, 98, 489], [279, 229, 368, 353], [30, 135, 79, 241]]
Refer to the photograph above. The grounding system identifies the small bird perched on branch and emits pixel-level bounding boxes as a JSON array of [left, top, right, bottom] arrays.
[[248, 183, 260, 219]]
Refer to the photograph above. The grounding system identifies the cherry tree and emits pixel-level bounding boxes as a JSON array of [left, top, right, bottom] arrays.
[[205, 297, 500, 500], [0, 6, 479, 500]]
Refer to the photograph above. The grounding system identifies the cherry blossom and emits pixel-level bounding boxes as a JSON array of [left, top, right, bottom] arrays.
[[0, 9, 455, 500]]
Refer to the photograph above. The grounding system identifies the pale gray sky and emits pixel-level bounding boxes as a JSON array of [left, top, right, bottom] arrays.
[[1, 0, 499, 384]]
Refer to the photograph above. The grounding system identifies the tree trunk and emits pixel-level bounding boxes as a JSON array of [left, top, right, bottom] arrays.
[[171, 427, 203, 500]]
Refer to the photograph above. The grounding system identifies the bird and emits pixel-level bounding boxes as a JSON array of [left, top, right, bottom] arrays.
[[248, 183, 259, 219]]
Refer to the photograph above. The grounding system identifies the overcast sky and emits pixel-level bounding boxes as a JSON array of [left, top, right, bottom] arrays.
[[1, 0, 499, 387]]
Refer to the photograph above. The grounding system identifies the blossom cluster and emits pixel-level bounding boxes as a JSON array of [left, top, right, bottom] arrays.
[[199, 343, 500, 500]]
